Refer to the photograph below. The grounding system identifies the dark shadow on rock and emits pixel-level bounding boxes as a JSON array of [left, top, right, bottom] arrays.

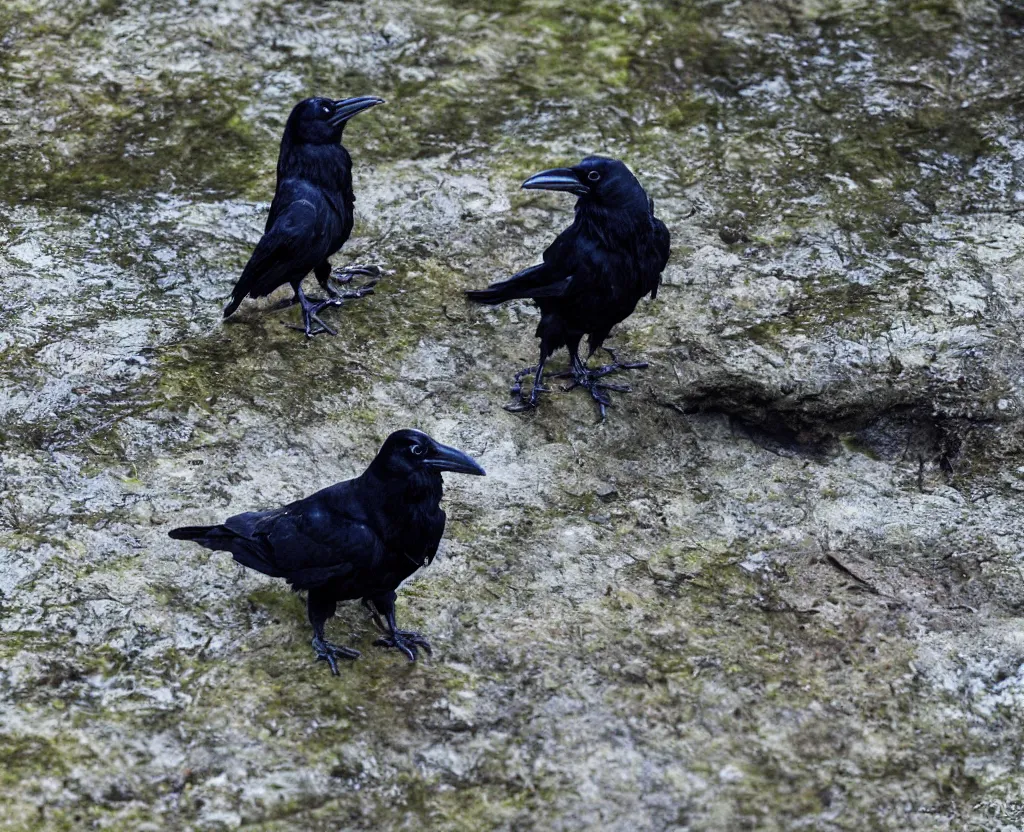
[[662, 339, 1017, 479]]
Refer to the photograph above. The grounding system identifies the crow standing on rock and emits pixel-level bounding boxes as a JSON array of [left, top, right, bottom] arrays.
[[466, 156, 671, 418], [223, 96, 385, 337], [168, 430, 485, 672]]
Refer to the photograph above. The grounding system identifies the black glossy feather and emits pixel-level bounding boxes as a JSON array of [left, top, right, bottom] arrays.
[[467, 156, 670, 363], [223, 96, 372, 319], [167, 430, 484, 670]]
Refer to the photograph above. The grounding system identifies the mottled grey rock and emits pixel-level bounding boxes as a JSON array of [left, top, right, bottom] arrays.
[[1, 0, 1024, 830]]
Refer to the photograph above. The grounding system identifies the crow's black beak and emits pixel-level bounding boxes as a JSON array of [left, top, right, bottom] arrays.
[[329, 96, 385, 127], [424, 442, 486, 476], [522, 167, 589, 196]]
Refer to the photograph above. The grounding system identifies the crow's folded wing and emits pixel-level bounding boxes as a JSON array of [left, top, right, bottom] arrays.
[[228, 497, 383, 591], [223, 180, 334, 316]]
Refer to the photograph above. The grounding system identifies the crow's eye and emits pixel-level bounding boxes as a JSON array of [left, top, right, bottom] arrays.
[[322, 105, 331, 114], [411, 444, 426, 457], [588, 171, 601, 182]]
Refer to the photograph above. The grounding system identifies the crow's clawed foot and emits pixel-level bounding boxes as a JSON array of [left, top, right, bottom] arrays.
[[322, 264, 386, 303], [567, 373, 632, 420], [552, 349, 649, 420], [283, 286, 338, 337], [590, 346, 649, 379], [287, 304, 338, 337], [322, 278, 378, 304], [312, 635, 360, 676], [362, 599, 432, 661], [506, 365, 547, 412], [332, 264, 387, 283], [505, 392, 548, 413], [374, 630, 433, 662]]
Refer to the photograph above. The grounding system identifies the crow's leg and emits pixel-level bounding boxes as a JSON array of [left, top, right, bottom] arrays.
[[271, 278, 327, 312], [505, 355, 549, 413], [361, 597, 387, 633], [285, 283, 338, 337], [552, 346, 647, 420], [315, 261, 380, 304], [308, 590, 360, 675], [366, 592, 432, 662]]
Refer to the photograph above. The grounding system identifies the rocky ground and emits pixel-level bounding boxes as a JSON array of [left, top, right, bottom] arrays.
[[1, 0, 1024, 829]]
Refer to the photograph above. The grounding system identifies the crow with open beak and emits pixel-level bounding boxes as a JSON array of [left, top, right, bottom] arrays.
[[223, 96, 385, 336], [168, 430, 485, 671], [466, 156, 671, 418]]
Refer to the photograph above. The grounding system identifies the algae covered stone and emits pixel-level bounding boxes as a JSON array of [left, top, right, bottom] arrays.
[[1, 0, 1023, 829]]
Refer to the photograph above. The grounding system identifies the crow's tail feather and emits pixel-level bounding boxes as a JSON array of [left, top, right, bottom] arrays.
[[465, 276, 572, 305], [169, 525, 218, 541], [168, 524, 242, 553], [222, 292, 244, 319], [168, 524, 281, 578], [464, 286, 511, 305]]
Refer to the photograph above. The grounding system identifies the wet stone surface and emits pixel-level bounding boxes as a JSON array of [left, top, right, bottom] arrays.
[[1, 0, 1024, 829]]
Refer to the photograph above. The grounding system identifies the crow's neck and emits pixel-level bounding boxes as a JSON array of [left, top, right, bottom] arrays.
[[277, 140, 353, 198], [362, 469, 443, 527], [575, 198, 651, 249]]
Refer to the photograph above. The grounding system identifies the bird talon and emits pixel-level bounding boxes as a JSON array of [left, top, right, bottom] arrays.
[[285, 323, 331, 337], [549, 351, 649, 417], [374, 634, 419, 662], [324, 279, 378, 301], [312, 636, 359, 675], [318, 652, 340, 675], [309, 314, 338, 337], [390, 629, 434, 654]]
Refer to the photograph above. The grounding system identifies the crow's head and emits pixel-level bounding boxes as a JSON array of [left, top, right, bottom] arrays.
[[522, 156, 646, 208], [284, 96, 384, 145], [370, 430, 486, 480]]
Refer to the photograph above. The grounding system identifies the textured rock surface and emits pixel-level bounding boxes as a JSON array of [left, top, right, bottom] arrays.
[[1, 0, 1024, 829]]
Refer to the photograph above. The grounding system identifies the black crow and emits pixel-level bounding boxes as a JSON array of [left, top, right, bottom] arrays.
[[223, 95, 384, 337], [466, 156, 671, 418], [168, 430, 485, 672]]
